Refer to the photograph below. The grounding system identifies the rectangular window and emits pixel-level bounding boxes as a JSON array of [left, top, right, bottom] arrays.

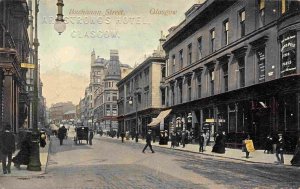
[[209, 70, 214, 95], [161, 89, 165, 106], [222, 64, 228, 92], [258, 0, 265, 26], [112, 105, 117, 116], [256, 48, 266, 83], [210, 29, 215, 53], [178, 82, 183, 104], [282, 0, 286, 14], [198, 37, 202, 59], [238, 57, 245, 87], [223, 20, 229, 46], [106, 104, 111, 116], [179, 50, 183, 69], [188, 44, 192, 65], [280, 31, 297, 76], [197, 74, 202, 99], [239, 9, 246, 37], [171, 85, 175, 105], [187, 78, 192, 101], [172, 55, 176, 73]]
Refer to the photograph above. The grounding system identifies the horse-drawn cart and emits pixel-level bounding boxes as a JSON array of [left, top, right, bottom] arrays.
[[74, 126, 89, 144]]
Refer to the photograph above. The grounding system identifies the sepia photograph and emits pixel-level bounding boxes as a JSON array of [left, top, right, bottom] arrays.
[[0, 0, 300, 188]]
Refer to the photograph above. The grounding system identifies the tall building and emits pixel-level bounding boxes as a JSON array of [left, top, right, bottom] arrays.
[[94, 50, 121, 130], [117, 33, 166, 137], [79, 49, 132, 129], [0, 0, 31, 132], [162, 0, 300, 150]]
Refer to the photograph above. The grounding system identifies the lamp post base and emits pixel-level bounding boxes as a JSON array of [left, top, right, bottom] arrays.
[[27, 131, 42, 171]]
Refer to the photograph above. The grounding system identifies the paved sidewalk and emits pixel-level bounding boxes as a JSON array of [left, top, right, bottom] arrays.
[[103, 135, 295, 166], [0, 137, 51, 177]]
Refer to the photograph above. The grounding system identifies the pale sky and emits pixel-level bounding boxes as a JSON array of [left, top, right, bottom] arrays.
[[39, 0, 201, 107]]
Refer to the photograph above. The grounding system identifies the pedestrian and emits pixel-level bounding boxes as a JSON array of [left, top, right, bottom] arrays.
[[142, 130, 155, 153], [89, 129, 94, 145], [212, 132, 226, 154], [275, 133, 285, 164], [242, 134, 255, 158], [291, 137, 300, 166], [181, 130, 186, 148], [264, 134, 273, 154], [203, 131, 208, 151], [199, 132, 205, 153], [58, 125, 66, 145], [12, 130, 31, 169], [0, 124, 15, 174], [120, 131, 125, 143], [170, 132, 176, 148]]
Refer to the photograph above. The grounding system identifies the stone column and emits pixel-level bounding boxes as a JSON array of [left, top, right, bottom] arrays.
[[2, 68, 13, 130]]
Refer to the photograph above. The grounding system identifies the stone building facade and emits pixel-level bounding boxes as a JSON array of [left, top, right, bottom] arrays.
[[162, 0, 300, 150], [0, 0, 31, 132], [117, 34, 166, 137]]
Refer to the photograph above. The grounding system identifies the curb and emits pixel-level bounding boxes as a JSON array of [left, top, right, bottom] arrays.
[[100, 136, 291, 166]]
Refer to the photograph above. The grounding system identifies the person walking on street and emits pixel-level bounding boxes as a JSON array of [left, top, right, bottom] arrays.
[[89, 129, 94, 145], [142, 130, 155, 153], [264, 134, 273, 154], [199, 133, 205, 153], [120, 131, 125, 143], [170, 132, 176, 148], [182, 130, 186, 148], [242, 134, 255, 158], [275, 133, 285, 164], [58, 125, 66, 145], [0, 124, 15, 174]]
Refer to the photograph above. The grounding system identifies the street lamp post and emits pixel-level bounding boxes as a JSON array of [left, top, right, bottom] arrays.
[[27, 0, 41, 171], [128, 93, 139, 143]]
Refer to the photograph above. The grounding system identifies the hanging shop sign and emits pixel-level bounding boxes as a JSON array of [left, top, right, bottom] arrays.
[[21, 63, 35, 69], [280, 31, 297, 76]]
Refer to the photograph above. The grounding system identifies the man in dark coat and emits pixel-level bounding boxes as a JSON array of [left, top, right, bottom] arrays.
[[58, 126, 67, 145], [142, 130, 155, 153], [199, 133, 205, 153], [120, 131, 125, 143], [275, 133, 285, 164], [0, 124, 15, 174], [181, 130, 186, 148], [89, 129, 94, 145]]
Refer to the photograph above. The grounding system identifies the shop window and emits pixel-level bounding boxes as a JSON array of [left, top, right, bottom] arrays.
[[239, 9, 245, 37], [228, 104, 236, 133]]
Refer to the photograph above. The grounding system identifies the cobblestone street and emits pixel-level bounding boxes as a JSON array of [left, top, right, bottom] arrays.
[[1, 129, 299, 189]]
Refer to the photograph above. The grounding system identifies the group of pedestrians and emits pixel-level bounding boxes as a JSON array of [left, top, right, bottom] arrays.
[[0, 124, 48, 174]]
